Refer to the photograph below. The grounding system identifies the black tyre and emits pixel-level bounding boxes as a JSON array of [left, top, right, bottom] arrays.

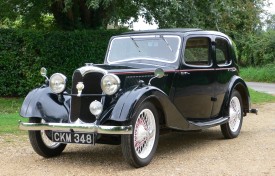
[[121, 101, 159, 168], [221, 90, 243, 139], [28, 117, 66, 157]]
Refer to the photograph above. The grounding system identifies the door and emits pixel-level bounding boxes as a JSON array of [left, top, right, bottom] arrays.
[[211, 36, 237, 117], [173, 36, 216, 119]]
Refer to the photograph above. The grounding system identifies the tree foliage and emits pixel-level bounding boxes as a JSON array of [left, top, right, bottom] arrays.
[[266, 14, 275, 30], [240, 30, 275, 66], [1, 0, 273, 67], [141, 0, 265, 36], [0, 0, 267, 32], [0, 0, 51, 29], [0, 0, 140, 30]]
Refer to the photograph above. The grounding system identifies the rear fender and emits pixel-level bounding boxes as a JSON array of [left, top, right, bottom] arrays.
[[109, 86, 190, 130], [20, 86, 70, 122], [222, 76, 250, 116]]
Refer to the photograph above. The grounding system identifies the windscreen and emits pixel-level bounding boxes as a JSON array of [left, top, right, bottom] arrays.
[[107, 35, 181, 64]]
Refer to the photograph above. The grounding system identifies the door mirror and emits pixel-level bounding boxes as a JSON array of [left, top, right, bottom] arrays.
[[40, 67, 47, 77], [149, 68, 165, 85], [154, 68, 164, 78], [40, 67, 49, 80]]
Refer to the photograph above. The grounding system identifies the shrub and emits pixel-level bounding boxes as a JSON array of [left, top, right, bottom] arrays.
[[240, 64, 275, 83], [0, 29, 127, 96], [238, 30, 275, 66]]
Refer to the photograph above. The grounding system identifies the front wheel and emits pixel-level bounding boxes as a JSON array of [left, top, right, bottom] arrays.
[[121, 101, 159, 168], [28, 117, 66, 157], [221, 90, 243, 139]]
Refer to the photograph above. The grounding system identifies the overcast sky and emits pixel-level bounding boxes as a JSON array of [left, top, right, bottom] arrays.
[[265, 1, 275, 14], [132, 19, 157, 31]]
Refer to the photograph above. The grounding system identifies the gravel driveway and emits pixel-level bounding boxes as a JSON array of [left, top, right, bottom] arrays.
[[0, 103, 274, 176]]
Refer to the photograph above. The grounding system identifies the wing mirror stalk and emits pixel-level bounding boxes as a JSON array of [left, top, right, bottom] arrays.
[[40, 67, 49, 85], [148, 68, 165, 86]]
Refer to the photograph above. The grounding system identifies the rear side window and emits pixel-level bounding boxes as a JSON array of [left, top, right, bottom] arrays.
[[215, 38, 230, 66], [184, 37, 211, 66]]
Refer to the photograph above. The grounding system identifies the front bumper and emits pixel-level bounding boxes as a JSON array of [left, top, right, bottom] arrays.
[[19, 121, 132, 135]]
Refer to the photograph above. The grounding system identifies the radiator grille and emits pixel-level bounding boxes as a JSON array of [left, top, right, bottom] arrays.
[[70, 71, 103, 123]]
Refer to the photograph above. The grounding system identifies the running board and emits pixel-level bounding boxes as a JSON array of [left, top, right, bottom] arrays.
[[188, 117, 229, 130]]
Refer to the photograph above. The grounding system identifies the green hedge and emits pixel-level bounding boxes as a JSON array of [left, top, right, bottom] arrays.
[[0, 29, 127, 96], [237, 30, 275, 66]]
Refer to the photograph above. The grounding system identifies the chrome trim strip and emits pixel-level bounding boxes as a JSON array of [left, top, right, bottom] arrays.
[[19, 121, 132, 135], [77, 66, 108, 76], [68, 94, 105, 97]]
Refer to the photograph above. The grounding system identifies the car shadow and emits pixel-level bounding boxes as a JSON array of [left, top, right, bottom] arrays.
[[41, 127, 226, 169], [157, 128, 223, 151]]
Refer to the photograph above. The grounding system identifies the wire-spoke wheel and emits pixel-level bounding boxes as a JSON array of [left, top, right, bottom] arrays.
[[28, 117, 66, 157], [221, 90, 243, 139], [134, 109, 156, 159], [121, 101, 159, 168]]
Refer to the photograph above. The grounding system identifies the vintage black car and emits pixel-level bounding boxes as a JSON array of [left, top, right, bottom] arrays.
[[19, 28, 257, 167]]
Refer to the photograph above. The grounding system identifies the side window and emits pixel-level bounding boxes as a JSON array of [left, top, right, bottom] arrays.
[[184, 37, 211, 66], [215, 38, 230, 66]]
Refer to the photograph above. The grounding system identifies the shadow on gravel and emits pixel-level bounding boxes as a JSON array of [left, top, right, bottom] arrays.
[[39, 128, 225, 169], [157, 128, 223, 155]]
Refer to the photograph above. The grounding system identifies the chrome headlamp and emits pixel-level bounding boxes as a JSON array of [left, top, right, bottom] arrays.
[[101, 74, 120, 95], [49, 73, 67, 93]]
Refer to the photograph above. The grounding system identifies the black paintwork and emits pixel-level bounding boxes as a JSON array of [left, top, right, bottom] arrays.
[[108, 86, 189, 129], [20, 29, 251, 139], [20, 86, 70, 122]]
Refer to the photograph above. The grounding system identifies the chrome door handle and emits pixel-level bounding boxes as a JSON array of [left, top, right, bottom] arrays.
[[228, 68, 237, 72], [180, 72, 190, 76]]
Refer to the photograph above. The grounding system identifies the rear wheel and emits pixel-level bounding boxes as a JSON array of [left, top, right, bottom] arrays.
[[221, 90, 243, 139], [121, 101, 159, 168], [28, 117, 66, 157]]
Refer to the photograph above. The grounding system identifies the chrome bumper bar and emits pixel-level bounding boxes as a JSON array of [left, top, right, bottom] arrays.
[[19, 121, 132, 135]]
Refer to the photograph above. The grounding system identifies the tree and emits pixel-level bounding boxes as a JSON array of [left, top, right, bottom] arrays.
[[50, 0, 141, 29], [266, 14, 275, 30], [142, 0, 266, 35], [0, 0, 268, 33], [0, 0, 140, 30], [0, 0, 51, 28]]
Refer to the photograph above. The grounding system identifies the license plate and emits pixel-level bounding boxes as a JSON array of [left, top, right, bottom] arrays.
[[52, 132, 94, 144]]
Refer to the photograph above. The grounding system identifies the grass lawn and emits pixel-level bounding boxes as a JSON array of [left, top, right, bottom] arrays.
[[249, 88, 275, 104], [0, 88, 275, 135], [0, 98, 27, 135]]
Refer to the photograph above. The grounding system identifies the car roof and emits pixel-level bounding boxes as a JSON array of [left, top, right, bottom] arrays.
[[123, 28, 203, 34], [120, 28, 230, 39]]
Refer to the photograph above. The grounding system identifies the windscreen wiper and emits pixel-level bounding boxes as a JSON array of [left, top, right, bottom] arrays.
[[130, 36, 141, 52], [160, 35, 173, 52]]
